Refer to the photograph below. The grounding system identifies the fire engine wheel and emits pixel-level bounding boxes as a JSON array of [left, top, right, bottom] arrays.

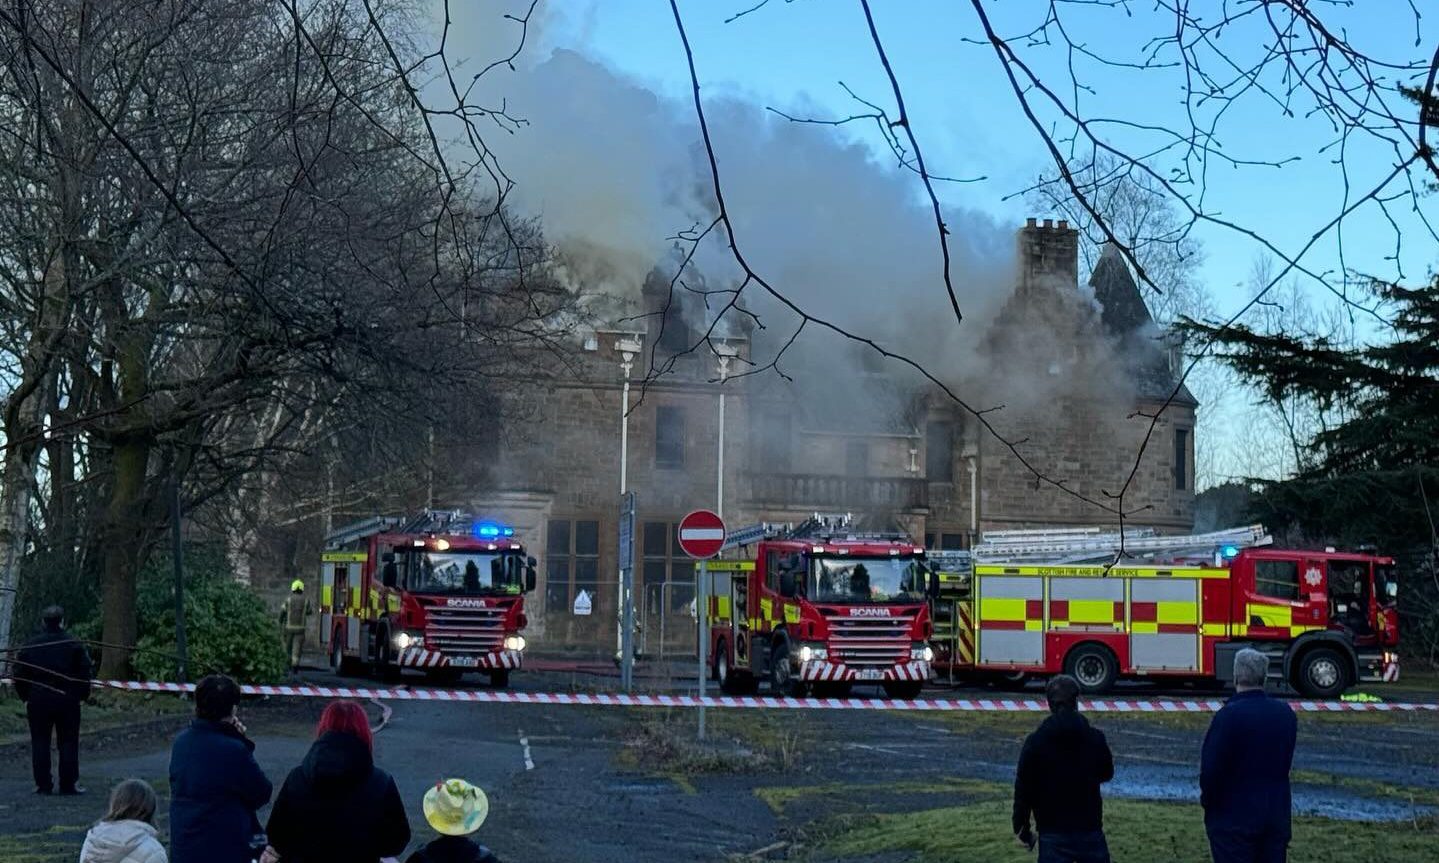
[[1065, 644, 1118, 694], [330, 640, 361, 677], [373, 630, 402, 682], [1295, 647, 1348, 698], [770, 643, 807, 698]]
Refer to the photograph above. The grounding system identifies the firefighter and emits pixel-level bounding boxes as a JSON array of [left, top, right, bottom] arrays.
[[280, 580, 312, 675]]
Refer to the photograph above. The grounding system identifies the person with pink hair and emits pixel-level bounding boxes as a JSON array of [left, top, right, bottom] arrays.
[[262, 700, 409, 863]]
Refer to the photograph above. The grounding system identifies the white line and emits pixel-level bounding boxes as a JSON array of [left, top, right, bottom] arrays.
[[519, 729, 534, 771], [679, 528, 725, 540]]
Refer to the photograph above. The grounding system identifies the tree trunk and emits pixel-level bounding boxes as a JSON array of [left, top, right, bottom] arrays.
[[98, 434, 151, 678], [0, 445, 40, 653]]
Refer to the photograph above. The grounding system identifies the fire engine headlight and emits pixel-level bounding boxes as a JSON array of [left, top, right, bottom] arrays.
[[912, 645, 935, 663], [504, 635, 527, 652], [798, 645, 826, 663], [395, 632, 417, 650]]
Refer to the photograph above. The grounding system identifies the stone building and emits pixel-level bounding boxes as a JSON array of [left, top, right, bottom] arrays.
[[473, 219, 1197, 653]]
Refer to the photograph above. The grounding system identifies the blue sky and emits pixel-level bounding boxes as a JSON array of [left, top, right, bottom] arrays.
[[504, 0, 1437, 317]]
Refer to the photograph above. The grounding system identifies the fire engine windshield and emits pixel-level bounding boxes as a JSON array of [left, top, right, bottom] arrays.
[[809, 557, 927, 604], [410, 552, 521, 595]]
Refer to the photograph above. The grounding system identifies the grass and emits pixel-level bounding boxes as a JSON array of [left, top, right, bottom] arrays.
[[0, 825, 90, 863], [814, 788, 1439, 863], [0, 689, 190, 742], [755, 778, 1003, 816], [614, 707, 806, 777]]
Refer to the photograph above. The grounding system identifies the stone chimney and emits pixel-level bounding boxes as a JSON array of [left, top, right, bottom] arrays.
[[1017, 217, 1079, 295]]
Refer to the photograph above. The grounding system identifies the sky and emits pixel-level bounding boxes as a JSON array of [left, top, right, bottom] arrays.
[[427, 1, 1437, 483]]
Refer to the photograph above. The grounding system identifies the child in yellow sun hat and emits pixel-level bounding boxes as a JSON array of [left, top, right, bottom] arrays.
[[405, 779, 500, 863]]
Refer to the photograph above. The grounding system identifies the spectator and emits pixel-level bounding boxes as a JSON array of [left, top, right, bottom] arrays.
[[1012, 674, 1115, 863], [169, 675, 273, 863], [1202, 648, 1298, 863], [406, 779, 500, 863], [80, 779, 168, 863], [13, 604, 92, 795], [280, 580, 312, 675], [262, 700, 410, 863]]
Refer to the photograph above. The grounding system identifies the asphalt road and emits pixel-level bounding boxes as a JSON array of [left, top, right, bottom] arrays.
[[2, 668, 1437, 862]]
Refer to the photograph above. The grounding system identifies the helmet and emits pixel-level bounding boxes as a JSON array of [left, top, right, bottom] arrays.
[[291, 579, 305, 592]]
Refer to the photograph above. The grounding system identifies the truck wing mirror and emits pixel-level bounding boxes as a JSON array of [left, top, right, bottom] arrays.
[[527, 556, 538, 568], [381, 561, 398, 589], [929, 568, 941, 599], [525, 563, 538, 593], [381, 552, 395, 564]]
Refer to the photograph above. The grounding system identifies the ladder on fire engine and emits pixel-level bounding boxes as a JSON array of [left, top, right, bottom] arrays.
[[720, 513, 915, 552], [972, 524, 1271, 565], [324, 515, 402, 550]]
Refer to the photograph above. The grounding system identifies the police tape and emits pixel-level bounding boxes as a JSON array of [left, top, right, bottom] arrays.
[[88, 679, 1439, 712]]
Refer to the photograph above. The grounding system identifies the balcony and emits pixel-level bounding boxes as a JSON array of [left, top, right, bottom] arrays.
[[741, 472, 928, 511]]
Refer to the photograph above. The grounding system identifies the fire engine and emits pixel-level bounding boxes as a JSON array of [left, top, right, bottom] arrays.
[[318, 510, 537, 687], [928, 526, 1400, 698], [706, 515, 936, 699]]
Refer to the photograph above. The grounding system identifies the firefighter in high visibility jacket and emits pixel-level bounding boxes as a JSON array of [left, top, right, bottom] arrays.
[[280, 580, 312, 675]]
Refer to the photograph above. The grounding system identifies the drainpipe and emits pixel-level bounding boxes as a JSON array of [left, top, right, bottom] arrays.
[[967, 455, 979, 542]]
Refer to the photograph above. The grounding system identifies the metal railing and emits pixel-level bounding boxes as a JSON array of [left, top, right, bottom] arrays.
[[741, 472, 928, 510]]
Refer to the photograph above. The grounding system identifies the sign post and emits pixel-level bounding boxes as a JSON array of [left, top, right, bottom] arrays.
[[619, 492, 636, 692], [678, 509, 725, 741]]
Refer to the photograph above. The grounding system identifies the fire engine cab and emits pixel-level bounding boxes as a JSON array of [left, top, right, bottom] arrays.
[[319, 511, 537, 687], [929, 526, 1400, 698], [707, 515, 936, 699]]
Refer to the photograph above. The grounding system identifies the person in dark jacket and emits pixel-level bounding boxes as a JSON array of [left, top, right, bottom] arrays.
[[262, 700, 410, 863], [168, 675, 273, 863], [407, 778, 500, 863], [1202, 647, 1298, 863], [13, 605, 92, 795], [1012, 674, 1115, 863]]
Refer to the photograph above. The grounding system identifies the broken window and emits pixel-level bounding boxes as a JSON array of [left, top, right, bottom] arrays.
[[656, 405, 685, 469], [926, 422, 954, 482]]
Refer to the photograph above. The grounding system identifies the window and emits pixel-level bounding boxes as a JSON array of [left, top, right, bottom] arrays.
[[1174, 428, 1190, 491], [753, 410, 792, 470], [846, 440, 870, 476], [926, 422, 954, 482], [656, 406, 686, 469], [925, 532, 970, 550], [1254, 559, 1299, 601], [641, 521, 696, 644], [545, 519, 600, 613]]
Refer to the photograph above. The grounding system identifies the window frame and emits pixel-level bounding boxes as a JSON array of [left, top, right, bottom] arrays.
[[1254, 559, 1300, 602], [655, 405, 686, 469], [545, 518, 601, 613]]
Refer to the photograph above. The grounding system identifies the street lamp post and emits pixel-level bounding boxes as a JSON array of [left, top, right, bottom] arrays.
[[616, 337, 642, 687], [698, 341, 739, 741]]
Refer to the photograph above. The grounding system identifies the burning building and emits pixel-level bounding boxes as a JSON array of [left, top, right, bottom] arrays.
[[472, 219, 1197, 653]]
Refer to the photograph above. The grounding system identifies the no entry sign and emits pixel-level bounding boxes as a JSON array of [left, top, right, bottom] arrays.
[[678, 510, 726, 559]]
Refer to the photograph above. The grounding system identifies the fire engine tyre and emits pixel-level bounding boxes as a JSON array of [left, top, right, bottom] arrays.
[[373, 628, 402, 682], [1295, 647, 1349, 698], [882, 681, 923, 700], [330, 640, 362, 677], [489, 669, 511, 689], [770, 642, 807, 698], [1065, 644, 1118, 694]]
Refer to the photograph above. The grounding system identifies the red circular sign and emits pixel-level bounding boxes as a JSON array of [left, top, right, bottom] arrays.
[[678, 509, 726, 560]]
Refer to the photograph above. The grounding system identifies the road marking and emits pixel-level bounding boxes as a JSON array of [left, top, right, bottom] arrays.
[[519, 729, 534, 770]]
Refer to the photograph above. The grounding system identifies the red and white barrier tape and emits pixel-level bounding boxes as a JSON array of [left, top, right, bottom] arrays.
[[87, 679, 1439, 712]]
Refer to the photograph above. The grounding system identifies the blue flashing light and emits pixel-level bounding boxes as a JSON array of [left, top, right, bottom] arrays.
[[473, 522, 505, 539], [503, 527, 515, 537], [1221, 545, 1240, 560]]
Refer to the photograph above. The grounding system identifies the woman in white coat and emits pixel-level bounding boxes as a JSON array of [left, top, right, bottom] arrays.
[[80, 779, 167, 863]]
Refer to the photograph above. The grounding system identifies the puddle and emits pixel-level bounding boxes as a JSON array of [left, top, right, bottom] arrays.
[[1110, 765, 1433, 822]]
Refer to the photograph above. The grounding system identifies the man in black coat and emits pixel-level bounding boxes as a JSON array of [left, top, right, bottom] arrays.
[[1202, 648, 1298, 862], [13, 605, 92, 795], [1012, 674, 1115, 863]]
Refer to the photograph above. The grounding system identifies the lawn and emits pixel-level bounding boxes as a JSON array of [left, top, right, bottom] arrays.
[[817, 793, 1439, 863], [0, 688, 190, 742]]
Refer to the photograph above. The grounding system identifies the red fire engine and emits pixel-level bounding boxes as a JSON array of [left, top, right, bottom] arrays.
[[319, 511, 537, 687], [929, 526, 1400, 698], [707, 515, 936, 699]]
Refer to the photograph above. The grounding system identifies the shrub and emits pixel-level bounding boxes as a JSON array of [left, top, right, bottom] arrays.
[[132, 544, 288, 684]]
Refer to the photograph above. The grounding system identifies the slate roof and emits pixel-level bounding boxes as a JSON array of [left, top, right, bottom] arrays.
[[1088, 244, 1198, 407]]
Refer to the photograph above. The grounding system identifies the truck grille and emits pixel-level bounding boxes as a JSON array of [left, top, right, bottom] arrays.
[[424, 606, 505, 654], [825, 612, 914, 666]]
